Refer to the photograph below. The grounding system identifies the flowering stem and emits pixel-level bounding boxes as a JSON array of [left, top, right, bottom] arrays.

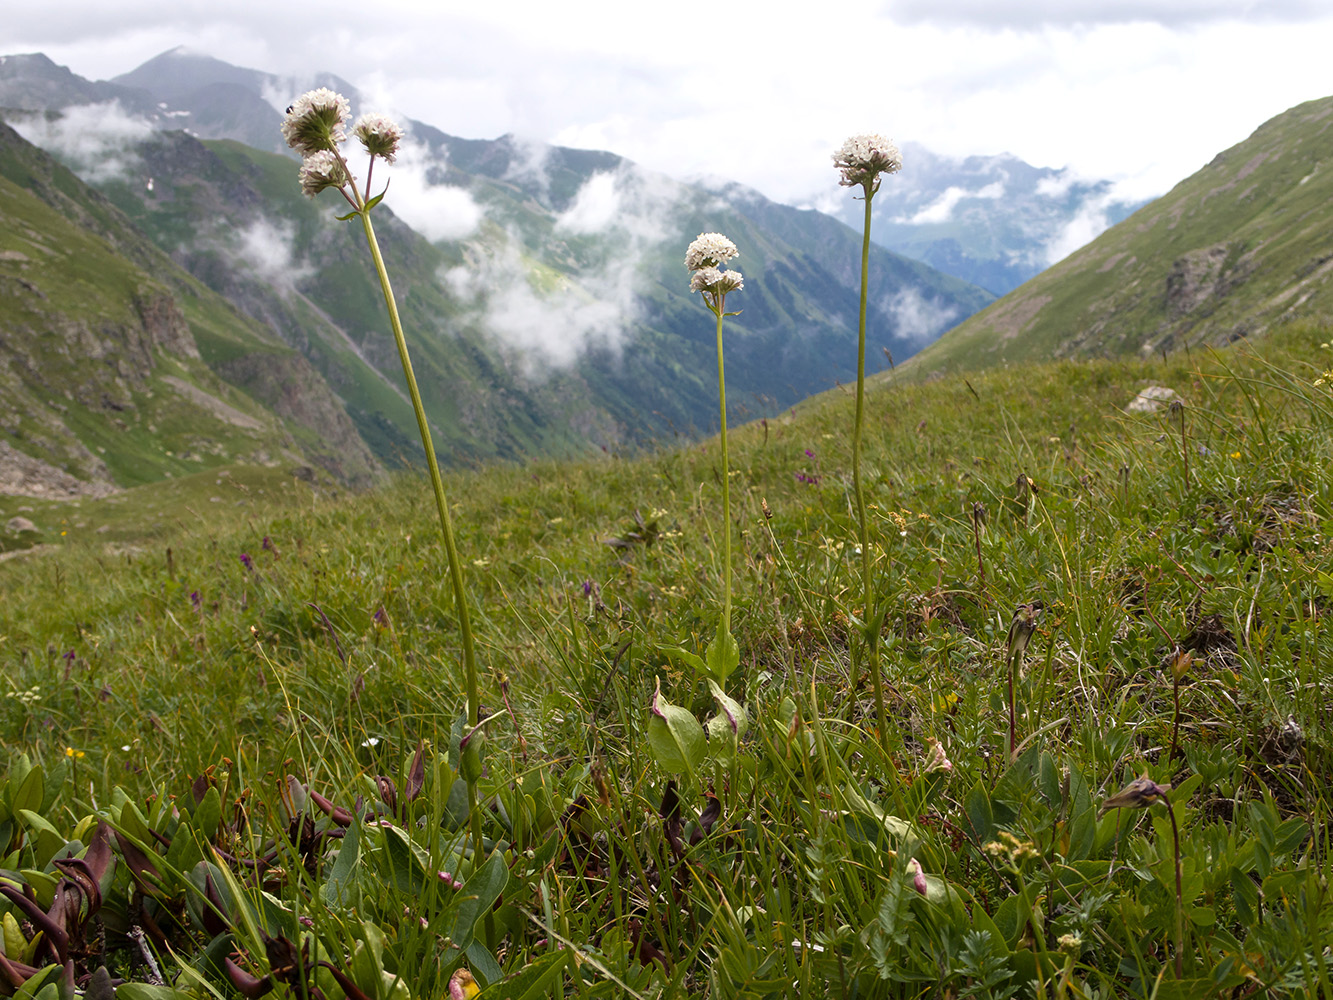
[[853, 184, 889, 753], [1167, 800, 1184, 979], [715, 304, 732, 637], [356, 208, 486, 867]]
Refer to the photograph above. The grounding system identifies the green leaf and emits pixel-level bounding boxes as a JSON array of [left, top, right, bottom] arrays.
[[446, 852, 510, 954], [114, 986, 196, 1000], [705, 629, 740, 684], [323, 816, 361, 906], [476, 950, 568, 1000], [704, 680, 749, 759], [646, 678, 705, 776], [11, 764, 43, 817], [658, 645, 705, 674], [191, 787, 222, 845]]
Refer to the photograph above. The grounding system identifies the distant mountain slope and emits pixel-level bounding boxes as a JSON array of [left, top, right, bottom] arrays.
[[905, 96, 1333, 374], [0, 49, 995, 459], [0, 121, 378, 494], [822, 143, 1145, 295]]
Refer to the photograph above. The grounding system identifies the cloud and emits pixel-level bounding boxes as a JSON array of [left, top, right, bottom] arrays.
[[555, 171, 620, 234], [882, 0, 1325, 27], [899, 179, 1006, 224], [1041, 192, 1119, 265], [217, 218, 313, 290], [9, 101, 154, 183], [382, 137, 483, 242], [883, 287, 961, 344], [445, 160, 684, 370]]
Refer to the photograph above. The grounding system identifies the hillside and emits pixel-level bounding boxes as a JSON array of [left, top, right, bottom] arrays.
[[1, 49, 994, 462], [0, 121, 378, 502], [0, 318, 1329, 996], [906, 95, 1333, 373]]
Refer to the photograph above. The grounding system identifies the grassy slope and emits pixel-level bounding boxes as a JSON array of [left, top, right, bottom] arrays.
[[0, 121, 381, 488], [1, 320, 1331, 994], [907, 95, 1333, 374]]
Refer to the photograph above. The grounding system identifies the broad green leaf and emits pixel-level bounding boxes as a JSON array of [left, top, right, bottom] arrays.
[[476, 950, 569, 1000], [115, 986, 196, 1000], [704, 680, 749, 759], [446, 852, 509, 953], [705, 629, 740, 684], [658, 645, 705, 674], [11, 764, 42, 818], [323, 816, 361, 906], [646, 679, 705, 776]]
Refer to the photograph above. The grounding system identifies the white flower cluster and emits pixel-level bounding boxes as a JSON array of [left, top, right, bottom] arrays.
[[354, 112, 404, 164], [685, 232, 743, 307], [684, 232, 739, 271], [298, 150, 350, 197], [832, 133, 903, 188], [280, 88, 351, 154], [690, 267, 744, 295]]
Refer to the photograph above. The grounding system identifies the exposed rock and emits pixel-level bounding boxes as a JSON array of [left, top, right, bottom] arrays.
[[161, 375, 265, 430], [133, 291, 200, 359], [1165, 242, 1255, 321], [5, 515, 37, 533], [1127, 385, 1178, 412], [0, 440, 118, 499]]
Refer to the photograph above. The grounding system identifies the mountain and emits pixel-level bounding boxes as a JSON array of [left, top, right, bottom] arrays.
[[822, 143, 1145, 296], [0, 49, 993, 467], [0, 120, 378, 497], [903, 95, 1333, 375]]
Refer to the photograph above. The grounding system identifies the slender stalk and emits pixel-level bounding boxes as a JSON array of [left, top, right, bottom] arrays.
[[357, 209, 486, 866], [1167, 801, 1184, 979], [715, 306, 732, 636], [853, 184, 889, 752]]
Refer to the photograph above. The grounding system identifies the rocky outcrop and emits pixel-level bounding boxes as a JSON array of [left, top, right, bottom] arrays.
[[0, 440, 117, 498], [217, 351, 380, 486]]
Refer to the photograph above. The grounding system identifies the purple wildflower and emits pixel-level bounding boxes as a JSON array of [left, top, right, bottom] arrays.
[[582, 579, 593, 597], [63, 649, 76, 661], [240, 552, 253, 570], [805, 449, 816, 458], [190, 590, 202, 610], [262, 536, 273, 552]]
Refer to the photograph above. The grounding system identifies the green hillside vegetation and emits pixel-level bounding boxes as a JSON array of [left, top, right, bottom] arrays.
[[2, 321, 1331, 995], [908, 95, 1333, 373], [0, 121, 379, 494]]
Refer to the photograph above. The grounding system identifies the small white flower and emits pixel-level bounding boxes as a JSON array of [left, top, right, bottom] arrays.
[[298, 150, 350, 197], [353, 112, 404, 163], [685, 232, 739, 271], [281, 88, 351, 154], [690, 267, 744, 295], [833, 133, 903, 188]]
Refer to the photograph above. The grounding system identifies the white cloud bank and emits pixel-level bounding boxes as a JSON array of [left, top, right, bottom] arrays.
[[445, 161, 683, 370], [9, 101, 153, 183]]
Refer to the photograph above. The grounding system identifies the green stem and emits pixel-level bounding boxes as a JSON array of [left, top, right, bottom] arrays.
[[358, 209, 486, 866], [1168, 801, 1184, 979], [715, 304, 732, 637], [853, 184, 888, 753]]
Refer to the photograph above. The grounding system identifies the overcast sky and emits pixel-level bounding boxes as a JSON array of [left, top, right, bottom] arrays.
[[4, 1, 1331, 207]]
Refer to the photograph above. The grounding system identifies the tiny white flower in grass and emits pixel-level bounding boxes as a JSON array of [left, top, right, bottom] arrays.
[[690, 266, 744, 295], [833, 133, 903, 188], [685, 232, 739, 271], [281, 88, 351, 154], [353, 112, 404, 163], [298, 150, 350, 197]]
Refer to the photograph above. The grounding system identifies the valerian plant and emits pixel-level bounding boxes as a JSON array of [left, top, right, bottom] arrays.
[[280, 90, 487, 869]]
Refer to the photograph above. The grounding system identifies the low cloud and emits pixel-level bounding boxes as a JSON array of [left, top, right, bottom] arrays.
[[900, 179, 1006, 224], [215, 218, 313, 290], [446, 160, 684, 371], [9, 101, 153, 183], [1041, 191, 1121, 264], [882, 287, 961, 345], [381, 137, 483, 242]]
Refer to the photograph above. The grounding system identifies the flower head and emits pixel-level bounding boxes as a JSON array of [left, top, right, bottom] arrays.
[[280, 88, 351, 155], [298, 151, 351, 197], [685, 232, 739, 271], [448, 969, 480, 1000], [923, 740, 953, 774], [353, 112, 404, 163], [690, 266, 744, 296], [239, 552, 254, 570], [1100, 773, 1171, 814], [833, 133, 903, 188]]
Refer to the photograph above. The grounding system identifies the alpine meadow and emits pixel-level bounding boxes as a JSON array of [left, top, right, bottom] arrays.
[[3, 50, 1333, 1000]]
